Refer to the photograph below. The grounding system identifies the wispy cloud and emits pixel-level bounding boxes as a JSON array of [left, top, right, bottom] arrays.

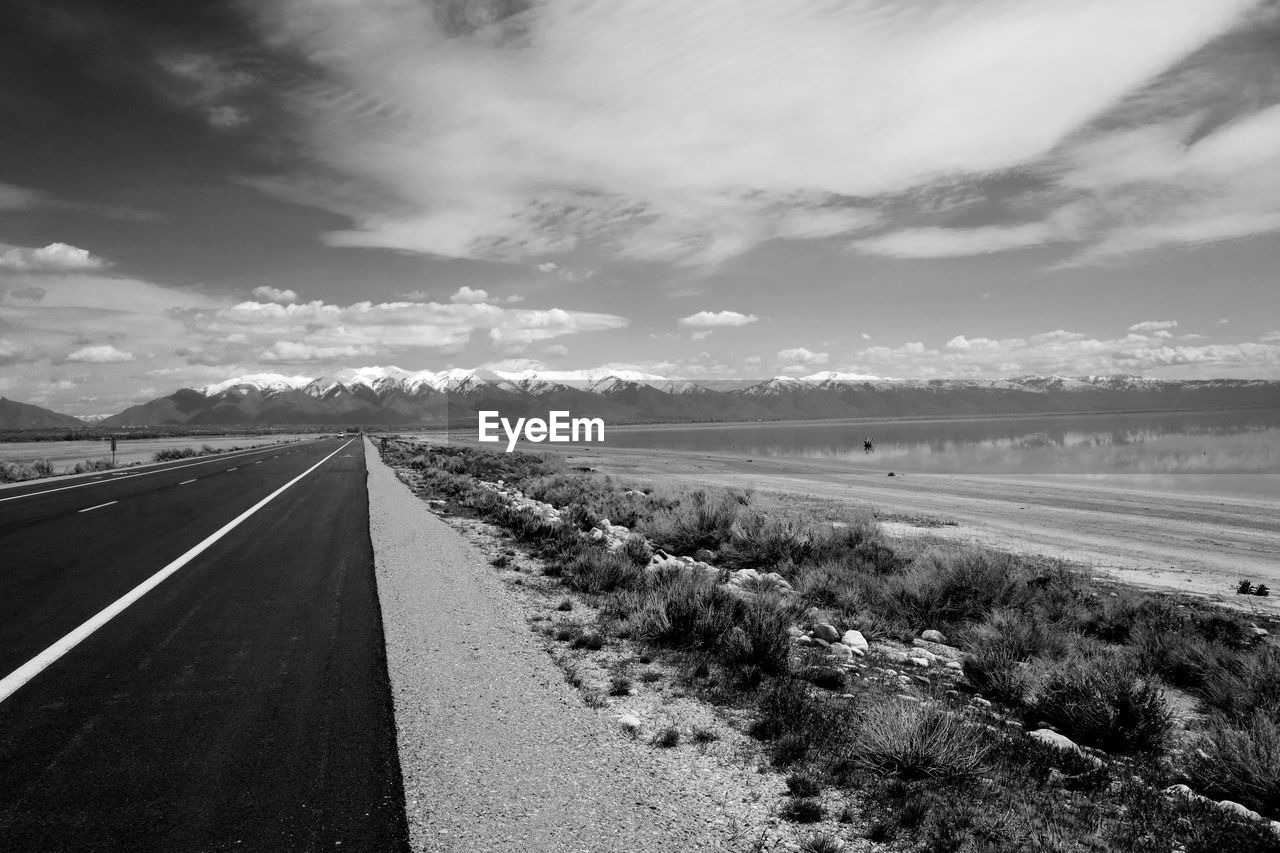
[[244, 0, 1255, 268], [678, 310, 758, 328], [66, 344, 135, 363]]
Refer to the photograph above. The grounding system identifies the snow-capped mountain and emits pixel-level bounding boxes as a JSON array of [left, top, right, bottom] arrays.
[[97, 368, 1280, 427]]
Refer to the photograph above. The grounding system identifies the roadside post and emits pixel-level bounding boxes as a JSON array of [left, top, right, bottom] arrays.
[[110, 435, 117, 466]]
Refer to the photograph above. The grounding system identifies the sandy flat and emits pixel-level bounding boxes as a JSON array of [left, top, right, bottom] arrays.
[[543, 444, 1280, 612]]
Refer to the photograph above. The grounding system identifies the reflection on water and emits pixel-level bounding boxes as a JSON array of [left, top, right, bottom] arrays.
[[605, 409, 1280, 499]]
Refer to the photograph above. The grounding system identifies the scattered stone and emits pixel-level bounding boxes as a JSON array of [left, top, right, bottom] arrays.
[[945, 661, 964, 672], [813, 639, 831, 650], [1029, 729, 1087, 756], [828, 643, 853, 662], [1251, 626, 1270, 638], [812, 623, 840, 643], [693, 549, 717, 563], [840, 630, 868, 653], [921, 629, 948, 644], [589, 527, 605, 542], [795, 635, 814, 647], [1218, 800, 1264, 821], [971, 697, 993, 709], [618, 714, 641, 732], [907, 656, 930, 668]]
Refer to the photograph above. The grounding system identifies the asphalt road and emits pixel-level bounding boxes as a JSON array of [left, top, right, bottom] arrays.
[[0, 436, 410, 851]]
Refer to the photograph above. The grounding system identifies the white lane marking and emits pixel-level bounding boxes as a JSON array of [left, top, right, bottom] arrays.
[[178, 479, 197, 485], [0, 441, 319, 505], [0, 437, 356, 705], [254, 461, 262, 464], [78, 501, 118, 513], [226, 468, 237, 472]]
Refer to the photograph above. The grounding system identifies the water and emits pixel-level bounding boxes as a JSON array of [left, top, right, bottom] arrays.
[[604, 409, 1280, 500]]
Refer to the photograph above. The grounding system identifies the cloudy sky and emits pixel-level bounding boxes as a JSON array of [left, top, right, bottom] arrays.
[[2, 0, 1279, 414]]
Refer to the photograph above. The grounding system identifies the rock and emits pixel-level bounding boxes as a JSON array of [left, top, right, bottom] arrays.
[[921, 629, 948, 644], [623, 489, 647, 497], [1252, 626, 1270, 638], [693, 549, 717, 563], [907, 656, 930, 668], [1218, 800, 1263, 821], [813, 639, 831, 649], [828, 643, 854, 661], [972, 697, 993, 709], [589, 527, 605, 542], [1029, 729, 1081, 753], [840, 630, 869, 652], [787, 626, 805, 638], [813, 623, 840, 643], [618, 714, 641, 731], [795, 635, 815, 647], [945, 661, 964, 671]]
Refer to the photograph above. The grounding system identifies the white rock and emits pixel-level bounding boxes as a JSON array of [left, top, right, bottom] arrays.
[[1218, 800, 1263, 821], [921, 629, 948, 644], [907, 656, 930, 668], [945, 661, 964, 671], [618, 714, 641, 731], [840, 630, 868, 652], [589, 527, 605, 541], [828, 643, 854, 661], [1029, 729, 1080, 753]]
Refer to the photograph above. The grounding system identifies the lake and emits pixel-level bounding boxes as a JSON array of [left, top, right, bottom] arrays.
[[603, 408, 1280, 500]]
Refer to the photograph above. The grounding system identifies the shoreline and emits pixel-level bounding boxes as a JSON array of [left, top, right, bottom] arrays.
[[528, 442, 1280, 614]]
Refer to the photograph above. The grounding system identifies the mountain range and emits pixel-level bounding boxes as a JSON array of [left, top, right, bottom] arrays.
[[0, 397, 88, 430], [79, 367, 1280, 428]]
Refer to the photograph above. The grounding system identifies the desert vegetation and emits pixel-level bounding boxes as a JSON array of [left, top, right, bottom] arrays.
[[383, 439, 1280, 851]]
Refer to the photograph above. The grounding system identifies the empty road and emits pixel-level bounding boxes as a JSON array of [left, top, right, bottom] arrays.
[[0, 436, 409, 851]]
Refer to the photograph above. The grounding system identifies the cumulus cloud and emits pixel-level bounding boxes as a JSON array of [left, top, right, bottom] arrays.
[[242, 0, 1254, 267], [0, 243, 108, 272], [450, 286, 490, 304], [1128, 320, 1178, 332], [678, 310, 759, 328], [66, 345, 135, 363], [252, 286, 299, 304]]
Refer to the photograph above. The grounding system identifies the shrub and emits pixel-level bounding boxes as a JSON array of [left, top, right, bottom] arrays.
[[780, 798, 825, 824], [562, 549, 644, 594], [641, 489, 743, 554], [800, 665, 847, 692], [799, 832, 844, 853], [719, 511, 814, 571], [846, 699, 989, 780], [1185, 709, 1280, 817], [786, 769, 824, 797], [961, 641, 1029, 706], [1190, 645, 1280, 719], [154, 446, 200, 461], [71, 457, 115, 474], [1029, 654, 1172, 754], [620, 534, 652, 566], [609, 676, 633, 696], [691, 727, 719, 745], [653, 726, 680, 748], [571, 631, 605, 651], [750, 679, 848, 761]]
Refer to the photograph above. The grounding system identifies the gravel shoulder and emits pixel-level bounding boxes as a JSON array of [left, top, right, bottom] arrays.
[[364, 439, 833, 852]]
